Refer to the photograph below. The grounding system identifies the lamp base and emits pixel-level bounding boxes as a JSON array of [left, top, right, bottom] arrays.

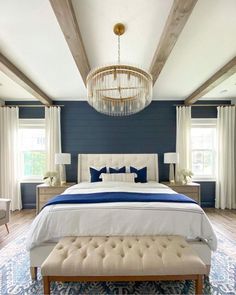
[[169, 163, 175, 184], [59, 164, 67, 186]]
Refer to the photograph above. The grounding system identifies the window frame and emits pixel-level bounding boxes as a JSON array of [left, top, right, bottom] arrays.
[[190, 118, 217, 181], [19, 119, 46, 182]]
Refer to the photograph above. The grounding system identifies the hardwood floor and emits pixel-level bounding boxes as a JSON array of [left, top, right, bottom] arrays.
[[0, 208, 236, 249], [0, 209, 35, 249], [204, 208, 236, 240]]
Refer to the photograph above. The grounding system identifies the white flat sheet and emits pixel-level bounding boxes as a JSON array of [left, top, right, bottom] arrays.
[[26, 182, 217, 251]]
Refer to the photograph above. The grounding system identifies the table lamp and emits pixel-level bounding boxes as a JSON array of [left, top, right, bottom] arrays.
[[164, 152, 178, 184], [55, 153, 71, 185]]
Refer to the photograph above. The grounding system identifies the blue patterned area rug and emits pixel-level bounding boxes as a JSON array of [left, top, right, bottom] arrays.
[[0, 231, 235, 295]]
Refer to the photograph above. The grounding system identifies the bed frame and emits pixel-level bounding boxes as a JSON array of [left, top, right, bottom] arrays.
[[29, 153, 212, 278]]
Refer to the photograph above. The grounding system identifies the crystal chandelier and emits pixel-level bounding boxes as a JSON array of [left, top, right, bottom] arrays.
[[87, 23, 153, 116]]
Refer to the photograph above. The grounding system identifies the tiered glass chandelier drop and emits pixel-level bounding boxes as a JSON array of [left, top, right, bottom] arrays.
[[86, 23, 153, 116]]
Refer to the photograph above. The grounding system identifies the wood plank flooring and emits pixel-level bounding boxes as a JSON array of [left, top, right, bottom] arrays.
[[0, 208, 236, 249], [0, 209, 35, 249]]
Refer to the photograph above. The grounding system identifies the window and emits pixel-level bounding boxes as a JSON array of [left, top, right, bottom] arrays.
[[191, 119, 217, 180], [19, 119, 46, 181]]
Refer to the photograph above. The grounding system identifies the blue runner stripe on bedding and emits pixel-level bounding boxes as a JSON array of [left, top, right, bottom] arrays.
[[43, 192, 197, 209]]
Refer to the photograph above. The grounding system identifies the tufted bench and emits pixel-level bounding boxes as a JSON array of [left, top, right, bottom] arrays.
[[41, 236, 206, 294]]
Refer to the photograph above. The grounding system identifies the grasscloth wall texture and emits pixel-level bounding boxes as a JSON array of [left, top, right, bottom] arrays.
[[7, 100, 229, 208]]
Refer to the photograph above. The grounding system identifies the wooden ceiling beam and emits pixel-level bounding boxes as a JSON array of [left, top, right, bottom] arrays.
[[185, 56, 236, 105], [49, 0, 90, 86], [0, 53, 52, 105], [150, 0, 198, 85]]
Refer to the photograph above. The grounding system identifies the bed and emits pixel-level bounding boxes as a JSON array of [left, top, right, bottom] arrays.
[[27, 154, 217, 274]]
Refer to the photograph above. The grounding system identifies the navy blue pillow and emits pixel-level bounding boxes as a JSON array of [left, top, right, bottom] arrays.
[[90, 167, 107, 182], [130, 166, 147, 183], [109, 166, 126, 173]]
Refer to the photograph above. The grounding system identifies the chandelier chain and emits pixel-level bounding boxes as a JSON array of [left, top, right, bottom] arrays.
[[118, 35, 120, 64]]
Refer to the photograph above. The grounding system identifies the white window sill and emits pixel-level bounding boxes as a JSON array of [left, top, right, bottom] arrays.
[[20, 180, 43, 183], [192, 179, 216, 182]]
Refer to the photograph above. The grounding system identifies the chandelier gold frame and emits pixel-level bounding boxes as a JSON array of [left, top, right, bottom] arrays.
[[86, 23, 153, 116]]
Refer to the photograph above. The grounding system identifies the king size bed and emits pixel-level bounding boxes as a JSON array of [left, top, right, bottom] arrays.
[[27, 154, 217, 276]]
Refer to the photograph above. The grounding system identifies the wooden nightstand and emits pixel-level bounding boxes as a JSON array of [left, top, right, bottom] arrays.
[[162, 182, 201, 205], [36, 183, 76, 214]]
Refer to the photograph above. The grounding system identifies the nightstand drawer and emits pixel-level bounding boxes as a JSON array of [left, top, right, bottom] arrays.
[[40, 194, 56, 202], [184, 192, 199, 202], [39, 187, 67, 194], [161, 182, 201, 205], [36, 183, 76, 214], [172, 186, 198, 193]]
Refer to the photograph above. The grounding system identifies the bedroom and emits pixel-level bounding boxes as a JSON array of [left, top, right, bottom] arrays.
[[0, 0, 235, 294]]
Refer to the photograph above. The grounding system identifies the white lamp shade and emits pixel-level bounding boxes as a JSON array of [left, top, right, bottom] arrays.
[[55, 153, 71, 165], [164, 152, 178, 164]]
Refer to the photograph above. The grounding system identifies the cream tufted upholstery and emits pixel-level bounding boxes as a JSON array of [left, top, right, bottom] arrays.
[[77, 154, 159, 183], [41, 236, 206, 277]]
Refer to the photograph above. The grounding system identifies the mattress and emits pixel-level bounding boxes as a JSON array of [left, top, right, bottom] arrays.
[[26, 182, 217, 251]]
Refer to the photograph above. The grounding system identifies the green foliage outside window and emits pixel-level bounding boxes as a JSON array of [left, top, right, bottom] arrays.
[[23, 152, 46, 178]]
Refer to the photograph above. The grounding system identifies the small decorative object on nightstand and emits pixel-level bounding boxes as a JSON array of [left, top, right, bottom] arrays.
[[162, 182, 201, 205], [36, 182, 76, 214], [178, 169, 194, 184], [43, 171, 58, 186], [164, 152, 178, 184]]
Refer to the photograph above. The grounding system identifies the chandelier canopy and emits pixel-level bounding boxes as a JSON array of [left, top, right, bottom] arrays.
[[86, 23, 153, 116]]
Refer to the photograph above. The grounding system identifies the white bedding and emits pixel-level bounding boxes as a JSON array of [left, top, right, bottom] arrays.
[[26, 182, 217, 251]]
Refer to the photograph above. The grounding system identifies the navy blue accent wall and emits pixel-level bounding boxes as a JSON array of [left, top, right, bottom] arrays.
[[21, 183, 38, 209], [7, 100, 230, 209]]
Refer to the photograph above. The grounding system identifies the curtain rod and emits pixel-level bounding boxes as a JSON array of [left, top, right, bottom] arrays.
[[0, 104, 64, 108], [174, 104, 235, 107]]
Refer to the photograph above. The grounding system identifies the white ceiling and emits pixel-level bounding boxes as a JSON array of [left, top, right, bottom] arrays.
[[0, 0, 85, 100], [0, 0, 235, 102], [153, 0, 236, 100], [72, 0, 173, 69], [202, 73, 236, 99], [0, 71, 35, 100]]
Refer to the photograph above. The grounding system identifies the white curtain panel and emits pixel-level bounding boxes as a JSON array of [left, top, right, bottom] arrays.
[[45, 107, 62, 180], [0, 107, 22, 210], [216, 106, 236, 209], [176, 106, 192, 182]]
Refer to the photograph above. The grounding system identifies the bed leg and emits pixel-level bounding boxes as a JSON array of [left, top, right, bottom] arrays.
[[196, 274, 203, 295], [30, 267, 37, 280], [43, 276, 50, 295]]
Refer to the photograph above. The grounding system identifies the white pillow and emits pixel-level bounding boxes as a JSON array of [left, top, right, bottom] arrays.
[[101, 173, 136, 183]]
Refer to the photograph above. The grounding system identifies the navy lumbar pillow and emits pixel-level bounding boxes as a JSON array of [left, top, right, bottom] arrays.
[[90, 167, 107, 182], [130, 166, 147, 183], [109, 166, 126, 174]]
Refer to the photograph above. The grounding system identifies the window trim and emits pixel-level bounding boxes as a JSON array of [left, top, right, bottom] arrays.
[[191, 118, 217, 181], [19, 119, 46, 182]]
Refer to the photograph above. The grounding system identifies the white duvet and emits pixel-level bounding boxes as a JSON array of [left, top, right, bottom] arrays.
[[26, 182, 217, 251]]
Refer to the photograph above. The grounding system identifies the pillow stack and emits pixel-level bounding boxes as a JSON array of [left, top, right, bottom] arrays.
[[89, 166, 147, 183]]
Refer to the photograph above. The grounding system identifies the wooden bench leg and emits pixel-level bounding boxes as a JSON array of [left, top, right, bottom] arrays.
[[30, 267, 37, 280], [196, 275, 203, 295], [43, 276, 50, 295]]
